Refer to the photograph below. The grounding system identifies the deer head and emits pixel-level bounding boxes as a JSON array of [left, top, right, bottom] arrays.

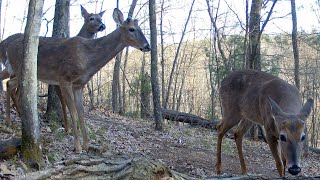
[[269, 97, 314, 175], [112, 8, 151, 52], [80, 5, 106, 33]]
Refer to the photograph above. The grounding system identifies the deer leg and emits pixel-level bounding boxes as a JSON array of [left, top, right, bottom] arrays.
[[266, 133, 284, 177], [59, 85, 81, 153], [216, 116, 241, 174], [5, 78, 19, 125], [73, 87, 89, 151], [234, 119, 254, 174], [55, 86, 70, 133]]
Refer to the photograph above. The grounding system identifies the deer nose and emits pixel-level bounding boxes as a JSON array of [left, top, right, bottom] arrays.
[[288, 165, 301, 175], [98, 24, 106, 31], [141, 44, 151, 52]]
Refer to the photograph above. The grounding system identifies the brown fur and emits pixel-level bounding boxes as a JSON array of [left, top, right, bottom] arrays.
[[6, 8, 150, 153], [4, 6, 105, 129], [216, 69, 313, 177]]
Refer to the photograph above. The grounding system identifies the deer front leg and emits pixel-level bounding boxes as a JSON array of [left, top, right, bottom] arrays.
[[73, 87, 89, 151], [234, 119, 254, 174], [59, 85, 81, 153], [266, 133, 285, 177], [55, 86, 70, 133], [215, 116, 240, 174]]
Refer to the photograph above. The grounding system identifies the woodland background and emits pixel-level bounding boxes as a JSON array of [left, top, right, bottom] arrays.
[[0, 0, 319, 178], [0, 0, 319, 148]]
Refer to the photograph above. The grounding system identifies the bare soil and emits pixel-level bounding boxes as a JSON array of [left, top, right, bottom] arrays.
[[0, 102, 320, 179]]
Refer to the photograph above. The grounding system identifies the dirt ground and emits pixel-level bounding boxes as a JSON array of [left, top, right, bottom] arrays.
[[1, 104, 320, 179]]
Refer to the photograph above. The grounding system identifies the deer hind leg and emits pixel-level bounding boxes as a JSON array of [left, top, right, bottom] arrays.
[[55, 86, 70, 133], [59, 85, 81, 153], [266, 133, 285, 177], [215, 116, 241, 174], [234, 119, 254, 174], [73, 87, 89, 151], [5, 78, 19, 125]]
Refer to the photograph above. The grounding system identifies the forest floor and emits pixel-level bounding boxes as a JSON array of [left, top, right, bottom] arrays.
[[0, 99, 320, 179]]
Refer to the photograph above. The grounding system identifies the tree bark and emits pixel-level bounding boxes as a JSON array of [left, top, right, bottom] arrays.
[[46, 0, 70, 124], [19, 0, 44, 169], [149, 0, 163, 130]]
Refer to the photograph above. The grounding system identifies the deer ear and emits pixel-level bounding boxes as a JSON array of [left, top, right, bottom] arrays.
[[81, 5, 89, 18], [299, 98, 314, 121], [99, 10, 106, 17], [268, 97, 283, 117], [113, 8, 124, 25]]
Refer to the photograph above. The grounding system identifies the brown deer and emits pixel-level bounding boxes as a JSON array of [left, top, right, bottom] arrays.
[[215, 69, 313, 177], [5, 8, 150, 153], [2, 5, 106, 131]]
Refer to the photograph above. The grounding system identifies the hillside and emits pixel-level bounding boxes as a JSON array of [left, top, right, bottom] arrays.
[[0, 100, 320, 179]]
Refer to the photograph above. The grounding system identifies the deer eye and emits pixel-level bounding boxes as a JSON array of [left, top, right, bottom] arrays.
[[280, 134, 287, 142], [129, 28, 135, 32], [89, 17, 94, 21], [301, 135, 306, 142]]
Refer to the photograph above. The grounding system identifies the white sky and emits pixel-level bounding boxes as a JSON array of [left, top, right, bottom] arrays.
[[0, 0, 319, 41]]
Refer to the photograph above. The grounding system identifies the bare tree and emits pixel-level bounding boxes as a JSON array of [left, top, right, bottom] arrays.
[[164, 0, 195, 109], [112, 0, 138, 114], [46, 0, 70, 124], [149, 0, 163, 130], [19, 0, 44, 168]]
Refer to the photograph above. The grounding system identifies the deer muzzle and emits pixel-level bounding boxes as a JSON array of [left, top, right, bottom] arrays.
[[288, 165, 301, 175], [98, 24, 106, 31], [141, 44, 151, 52]]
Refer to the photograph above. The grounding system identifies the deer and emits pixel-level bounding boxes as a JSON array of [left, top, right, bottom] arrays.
[[2, 5, 106, 132], [5, 8, 150, 153], [215, 69, 313, 177]]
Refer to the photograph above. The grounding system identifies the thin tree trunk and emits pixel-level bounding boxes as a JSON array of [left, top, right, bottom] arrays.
[[164, 0, 195, 109], [122, 47, 129, 113], [20, 0, 44, 169], [149, 0, 163, 130], [160, 0, 165, 109]]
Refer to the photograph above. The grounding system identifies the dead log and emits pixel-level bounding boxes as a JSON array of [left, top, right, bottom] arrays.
[[310, 147, 320, 154], [21, 155, 193, 180], [162, 109, 218, 129], [0, 138, 21, 159]]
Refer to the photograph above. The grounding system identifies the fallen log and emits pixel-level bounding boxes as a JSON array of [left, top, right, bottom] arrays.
[[21, 155, 192, 180], [162, 109, 218, 129]]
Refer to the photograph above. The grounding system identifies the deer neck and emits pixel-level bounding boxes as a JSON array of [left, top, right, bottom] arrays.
[[77, 26, 96, 39], [79, 28, 126, 85]]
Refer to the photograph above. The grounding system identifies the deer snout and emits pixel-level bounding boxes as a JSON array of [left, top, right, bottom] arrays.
[[98, 24, 106, 31], [288, 165, 301, 175], [140, 44, 151, 52]]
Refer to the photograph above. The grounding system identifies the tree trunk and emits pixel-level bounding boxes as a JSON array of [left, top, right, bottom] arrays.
[[160, 0, 166, 109], [19, 0, 44, 169], [46, 0, 70, 124], [164, 0, 195, 109], [149, 0, 163, 130], [246, 0, 262, 70], [140, 55, 151, 119], [112, 55, 121, 113], [0, 0, 3, 93]]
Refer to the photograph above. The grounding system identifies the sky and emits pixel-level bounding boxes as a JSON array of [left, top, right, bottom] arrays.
[[0, 0, 319, 41]]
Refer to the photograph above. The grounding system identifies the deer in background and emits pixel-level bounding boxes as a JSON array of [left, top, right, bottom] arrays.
[[5, 8, 150, 153], [2, 5, 106, 131], [215, 69, 313, 177]]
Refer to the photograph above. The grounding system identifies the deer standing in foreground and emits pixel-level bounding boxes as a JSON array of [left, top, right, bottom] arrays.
[[216, 69, 313, 177], [6, 8, 150, 153], [2, 5, 106, 132]]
